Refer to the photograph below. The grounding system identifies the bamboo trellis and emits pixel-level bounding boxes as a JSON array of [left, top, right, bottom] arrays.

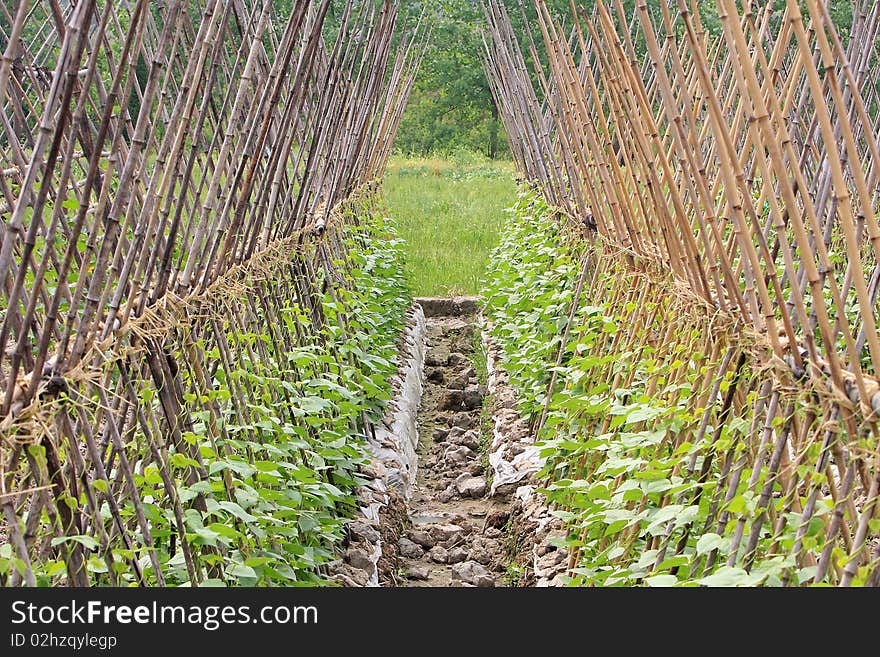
[[484, 0, 880, 585], [0, 0, 421, 586]]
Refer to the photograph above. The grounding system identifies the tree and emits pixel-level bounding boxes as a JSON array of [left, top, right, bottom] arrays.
[[393, 0, 497, 156]]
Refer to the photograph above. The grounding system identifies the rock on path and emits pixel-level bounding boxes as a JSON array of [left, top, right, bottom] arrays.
[[398, 300, 510, 587]]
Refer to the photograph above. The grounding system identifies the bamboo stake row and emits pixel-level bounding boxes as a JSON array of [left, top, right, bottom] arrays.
[[483, 0, 880, 585], [0, 0, 421, 586]]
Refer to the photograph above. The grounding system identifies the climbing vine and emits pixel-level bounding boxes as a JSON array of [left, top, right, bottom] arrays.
[[2, 197, 410, 587], [483, 191, 857, 586]]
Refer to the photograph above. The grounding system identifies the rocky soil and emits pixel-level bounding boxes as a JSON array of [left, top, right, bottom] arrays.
[[397, 301, 511, 587], [332, 298, 569, 588]]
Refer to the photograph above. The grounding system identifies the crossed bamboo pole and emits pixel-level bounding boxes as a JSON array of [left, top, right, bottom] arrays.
[[0, 0, 422, 586], [483, 0, 880, 585]]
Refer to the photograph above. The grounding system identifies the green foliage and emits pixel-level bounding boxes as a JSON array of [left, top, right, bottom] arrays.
[[163, 205, 409, 587], [21, 197, 410, 587], [393, 0, 571, 156], [481, 190, 841, 587], [482, 191, 582, 418], [394, 0, 502, 156]]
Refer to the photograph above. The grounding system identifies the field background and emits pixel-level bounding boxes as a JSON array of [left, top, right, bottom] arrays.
[[382, 154, 516, 297]]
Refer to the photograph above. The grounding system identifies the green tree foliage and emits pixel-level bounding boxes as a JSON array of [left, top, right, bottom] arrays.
[[393, 0, 570, 157], [395, 0, 500, 156]]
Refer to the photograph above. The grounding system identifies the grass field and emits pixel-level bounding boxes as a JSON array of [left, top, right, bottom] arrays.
[[382, 154, 516, 297]]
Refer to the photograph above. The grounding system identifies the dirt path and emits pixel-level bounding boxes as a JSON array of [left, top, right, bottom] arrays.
[[397, 300, 511, 587]]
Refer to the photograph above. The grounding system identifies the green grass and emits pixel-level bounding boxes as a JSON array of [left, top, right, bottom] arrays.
[[382, 154, 516, 296]]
